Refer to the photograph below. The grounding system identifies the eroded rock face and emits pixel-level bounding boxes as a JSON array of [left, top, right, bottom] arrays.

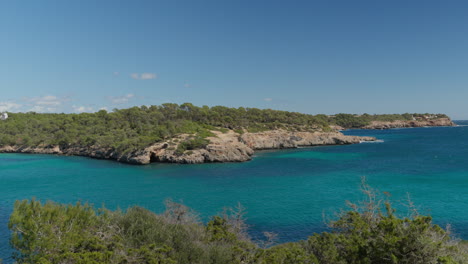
[[0, 145, 61, 154], [146, 131, 254, 164], [240, 131, 374, 150], [361, 118, 455, 130], [140, 130, 376, 164], [0, 129, 376, 165]]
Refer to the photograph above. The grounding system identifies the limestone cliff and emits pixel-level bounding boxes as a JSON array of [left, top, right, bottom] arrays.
[[361, 118, 455, 130], [239, 130, 374, 149], [0, 129, 375, 165]]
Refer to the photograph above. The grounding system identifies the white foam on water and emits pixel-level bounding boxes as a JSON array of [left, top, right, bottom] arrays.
[[360, 139, 384, 143]]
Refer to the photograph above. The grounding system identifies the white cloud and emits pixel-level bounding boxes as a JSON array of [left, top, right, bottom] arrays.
[[131, 73, 157, 80], [73, 105, 94, 113], [29, 106, 59, 113], [264, 98, 273, 102], [26, 95, 68, 106], [21, 95, 72, 113], [108, 93, 135, 104], [0, 101, 22, 112]]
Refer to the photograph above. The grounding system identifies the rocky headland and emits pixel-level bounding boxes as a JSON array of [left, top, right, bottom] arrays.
[[0, 105, 457, 165], [361, 118, 456, 130], [0, 130, 375, 165]]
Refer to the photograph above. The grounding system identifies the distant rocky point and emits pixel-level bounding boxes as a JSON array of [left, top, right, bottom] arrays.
[[361, 117, 455, 130]]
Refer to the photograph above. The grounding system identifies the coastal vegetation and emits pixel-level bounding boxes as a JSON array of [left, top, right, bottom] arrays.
[[0, 103, 450, 154], [8, 182, 467, 264], [331, 113, 449, 128]]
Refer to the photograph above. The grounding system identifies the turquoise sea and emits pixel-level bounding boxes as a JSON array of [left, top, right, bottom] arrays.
[[1, 124, 468, 261]]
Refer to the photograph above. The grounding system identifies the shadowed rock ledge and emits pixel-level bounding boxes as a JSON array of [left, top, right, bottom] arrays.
[[0, 130, 375, 165]]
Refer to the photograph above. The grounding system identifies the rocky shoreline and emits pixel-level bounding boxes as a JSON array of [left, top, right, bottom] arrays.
[[0, 117, 457, 165], [0, 130, 375, 165], [362, 118, 456, 130], [331, 118, 456, 130]]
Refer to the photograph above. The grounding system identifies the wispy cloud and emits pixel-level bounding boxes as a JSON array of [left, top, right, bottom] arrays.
[[22, 95, 71, 113], [131, 73, 157, 80], [264, 98, 273, 102], [26, 95, 69, 106], [108, 93, 135, 104], [72, 105, 94, 113], [28, 106, 57, 113], [0, 101, 22, 112]]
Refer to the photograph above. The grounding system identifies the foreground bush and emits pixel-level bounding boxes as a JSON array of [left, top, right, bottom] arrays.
[[305, 183, 467, 264], [8, 183, 467, 263]]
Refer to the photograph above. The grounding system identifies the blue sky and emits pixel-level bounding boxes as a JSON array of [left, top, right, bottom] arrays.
[[1, 0, 468, 118]]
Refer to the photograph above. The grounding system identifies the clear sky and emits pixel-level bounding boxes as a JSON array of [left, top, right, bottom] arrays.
[[1, 0, 468, 118]]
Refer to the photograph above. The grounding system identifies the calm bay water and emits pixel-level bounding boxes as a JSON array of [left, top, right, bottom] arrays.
[[1, 124, 468, 261]]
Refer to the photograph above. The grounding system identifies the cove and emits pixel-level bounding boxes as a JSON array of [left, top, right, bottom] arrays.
[[1, 124, 468, 261]]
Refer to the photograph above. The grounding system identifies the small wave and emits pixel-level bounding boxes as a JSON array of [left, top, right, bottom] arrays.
[[360, 140, 384, 143]]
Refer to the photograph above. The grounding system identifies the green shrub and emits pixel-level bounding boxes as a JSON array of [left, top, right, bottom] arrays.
[[305, 180, 467, 264], [8, 182, 467, 263], [175, 137, 210, 155]]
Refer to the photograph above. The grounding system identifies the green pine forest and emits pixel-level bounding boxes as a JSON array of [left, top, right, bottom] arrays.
[[0, 103, 448, 153]]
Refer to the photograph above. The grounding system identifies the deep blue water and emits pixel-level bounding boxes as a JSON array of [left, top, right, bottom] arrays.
[[1, 124, 468, 261]]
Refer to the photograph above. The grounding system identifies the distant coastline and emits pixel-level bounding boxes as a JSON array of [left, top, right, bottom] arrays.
[[332, 117, 456, 130]]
